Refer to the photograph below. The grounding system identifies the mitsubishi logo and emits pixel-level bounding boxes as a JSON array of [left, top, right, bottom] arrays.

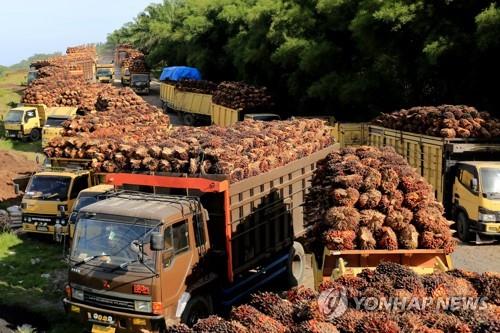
[[103, 280, 111, 289]]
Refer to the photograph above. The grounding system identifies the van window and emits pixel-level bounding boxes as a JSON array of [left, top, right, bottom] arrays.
[[70, 176, 89, 199]]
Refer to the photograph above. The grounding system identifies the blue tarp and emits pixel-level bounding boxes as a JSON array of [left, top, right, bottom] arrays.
[[159, 66, 201, 81]]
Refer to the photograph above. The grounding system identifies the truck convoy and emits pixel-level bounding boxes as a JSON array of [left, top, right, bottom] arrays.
[[159, 67, 279, 127], [3, 104, 74, 141], [63, 145, 335, 332], [96, 64, 114, 83], [41, 107, 79, 147]]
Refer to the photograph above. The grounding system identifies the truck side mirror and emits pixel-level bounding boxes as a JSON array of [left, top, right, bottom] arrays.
[[13, 184, 20, 195], [471, 179, 479, 192], [59, 205, 66, 213], [150, 232, 165, 251]]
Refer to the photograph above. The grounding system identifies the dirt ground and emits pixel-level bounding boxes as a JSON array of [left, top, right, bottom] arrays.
[[0, 150, 36, 202]]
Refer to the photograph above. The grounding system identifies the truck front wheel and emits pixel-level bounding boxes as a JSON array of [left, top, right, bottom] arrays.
[[181, 294, 213, 327], [30, 128, 41, 141], [457, 212, 471, 242]]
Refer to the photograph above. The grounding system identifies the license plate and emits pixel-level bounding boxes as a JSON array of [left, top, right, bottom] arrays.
[[8, 133, 17, 138], [36, 226, 49, 232], [92, 325, 115, 333]]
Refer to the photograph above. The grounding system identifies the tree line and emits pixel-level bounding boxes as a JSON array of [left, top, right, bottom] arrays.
[[108, 0, 500, 121]]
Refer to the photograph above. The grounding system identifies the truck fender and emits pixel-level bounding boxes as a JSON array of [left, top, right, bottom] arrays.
[[175, 292, 191, 318]]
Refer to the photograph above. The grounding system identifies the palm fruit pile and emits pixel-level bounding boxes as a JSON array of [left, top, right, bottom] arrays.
[[175, 79, 218, 94], [212, 81, 274, 113], [372, 105, 500, 138], [44, 119, 333, 182], [305, 146, 456, 253], [166, 263, 499, 333]]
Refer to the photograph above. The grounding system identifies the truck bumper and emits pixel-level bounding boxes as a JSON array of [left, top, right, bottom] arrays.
[[476, 222, 500, 235], [4, 129, 24, 139], [63, 299, 166, 333], [22, 223, 69, 236]]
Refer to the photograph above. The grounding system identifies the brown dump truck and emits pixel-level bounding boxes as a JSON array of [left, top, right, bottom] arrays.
[[63, 145, 336, 332]]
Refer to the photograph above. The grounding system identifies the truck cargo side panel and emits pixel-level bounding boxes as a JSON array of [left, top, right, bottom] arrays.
[[421, 141, 444, 201], [228, 146, 335, 275], [212, 104, 239, 127], [337, 123, 368, 147], [174, 92, 212, 116]]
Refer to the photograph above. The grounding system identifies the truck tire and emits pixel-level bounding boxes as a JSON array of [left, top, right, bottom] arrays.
[[30, 128, 41, 141], [457, 212, 471, 242], [181, 294, 213, 327], [183, 113, 196, 126], [287, 242, 305, 287]]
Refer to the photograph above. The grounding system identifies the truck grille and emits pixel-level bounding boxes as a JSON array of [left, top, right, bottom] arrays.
[[84, 291, 136, 311], [23, 214, 57, 225]]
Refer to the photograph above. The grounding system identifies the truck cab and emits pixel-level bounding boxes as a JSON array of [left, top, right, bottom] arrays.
[[452, 161, 500, 242], [21, 169, 93, 236], [96, 65, 114, 83], [130, 73, 150, 94], [243, 113, 281, 121], [3, 104, 47, 141], [65, 193, 210, 332], [42, 107, 79, 148]]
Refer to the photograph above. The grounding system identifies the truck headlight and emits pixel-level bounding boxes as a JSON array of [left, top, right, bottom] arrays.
[[72, 288, 84, 301], [134, 300, 152, 313], [479, 207, 497, 222]]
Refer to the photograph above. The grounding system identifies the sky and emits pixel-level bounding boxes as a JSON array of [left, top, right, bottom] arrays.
[[0, 0, 161, 66]]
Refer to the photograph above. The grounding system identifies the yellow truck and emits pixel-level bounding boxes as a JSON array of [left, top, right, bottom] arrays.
[[160, 83, 281, 126], [68, 184, 114, 237], [96, 64, 114, 83], [42, 107, 79, 148], [2, 104, 66, 141], [121, 66, 131, 86], [20, 159, 100, 237], [336, 123, 500, 243]]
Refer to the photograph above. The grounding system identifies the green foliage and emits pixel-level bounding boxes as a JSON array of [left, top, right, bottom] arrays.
[[107, 0, 500, 120], [476, 3, 500, 50]]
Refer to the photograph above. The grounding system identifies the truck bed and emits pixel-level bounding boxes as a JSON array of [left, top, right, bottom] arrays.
[[102, 144, 338, 281], [312, 247, 452, 289], [368, 124, 500, 202]]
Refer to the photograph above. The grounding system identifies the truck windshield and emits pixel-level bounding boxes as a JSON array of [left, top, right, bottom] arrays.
[[71, 218, 156, 269], [45, 117, 68, 127], [27, 71, 38, 83], [74, 196, 99, 211], [25, 176, 71, 201], [480, 168, 500, 194], [4, 110, 23, 122], [132, 74, 149, 82], [97, 69, 112, 76]]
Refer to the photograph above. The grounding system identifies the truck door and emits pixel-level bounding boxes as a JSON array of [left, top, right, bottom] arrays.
[[24, 110, 38, 133], [160, 219, 196, 318], [453, 166, 479, 221]]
